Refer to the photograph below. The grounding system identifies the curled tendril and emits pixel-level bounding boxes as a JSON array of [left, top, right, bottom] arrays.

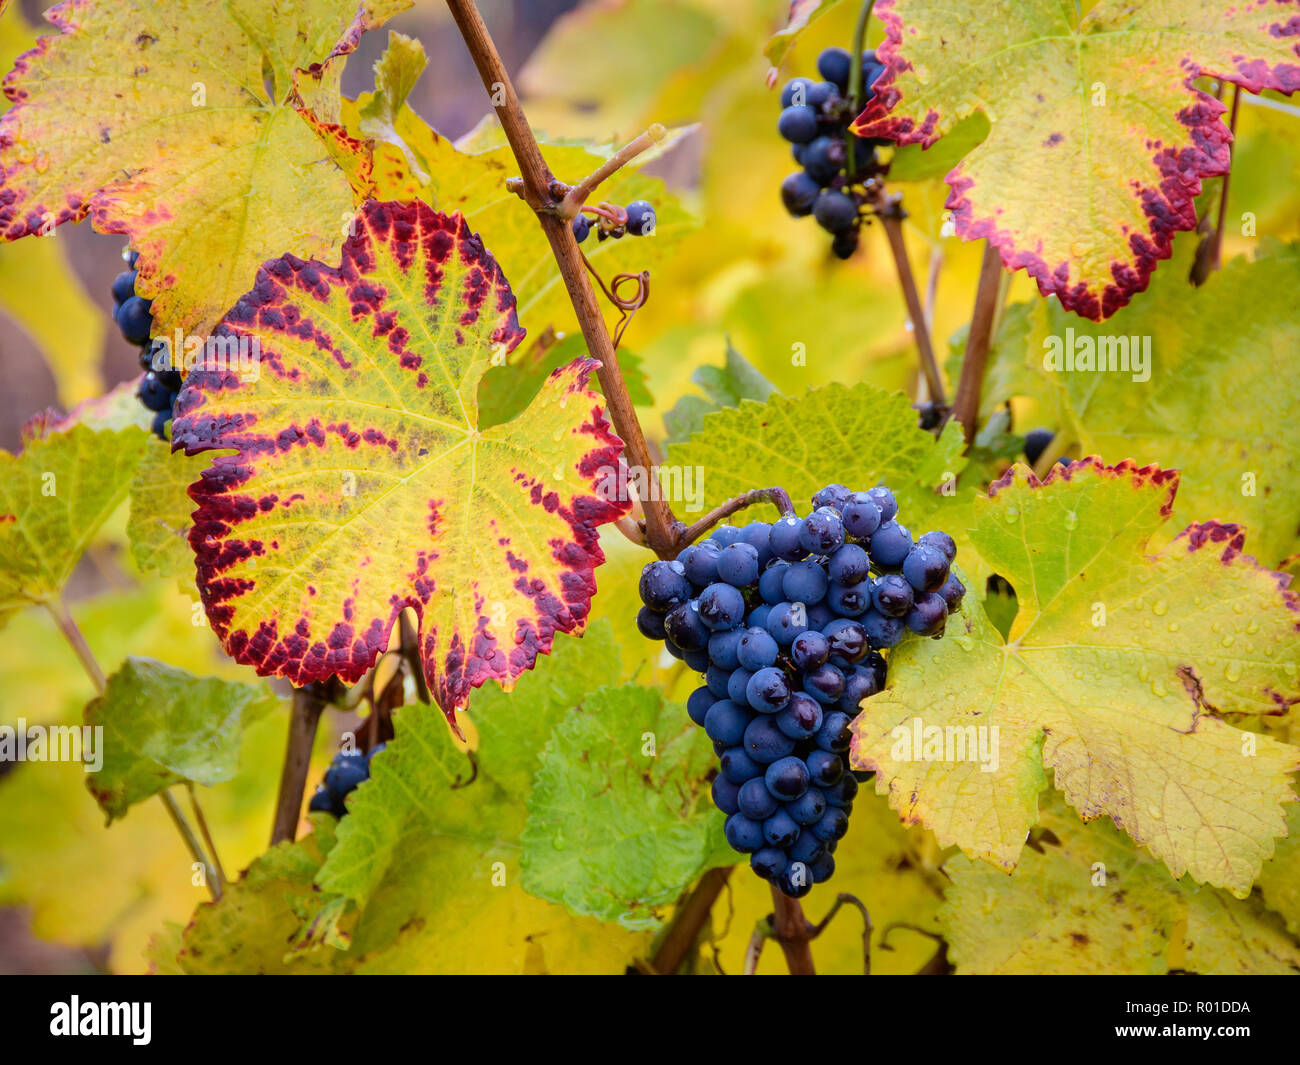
[[580, 251, 650, 349]]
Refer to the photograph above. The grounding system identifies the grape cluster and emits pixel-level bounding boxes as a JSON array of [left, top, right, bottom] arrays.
[[572, 199, 656, 244], [308, 744, 385, 819], [637, 484, 964, 898], [777, 47, 890, 259], [113, 249, 179, 440]]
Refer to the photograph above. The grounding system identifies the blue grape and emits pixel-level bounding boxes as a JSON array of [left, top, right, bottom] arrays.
[[871, 573, 914, 617], [824, 772, 859, 808], [777, 861, 812, 898], [781, 170, 820, 216], [759, 561, 791, 604], [324, 751, 369, 796], [826, 580, 871, 617], [789, 829, 827, 865], [842, 493, 882, 539], [763, 808, 801, 848], [116, 295, 154, 345], [778, 104, 819, 143], [751, 847, 787, 881], [721, 746, 765, 785], [827, 543, 870, 585], [787, 786, 827, 827], [636, 606, 667, 641], [308, 785, 337, 816], [743, 715, 797, 764], [725, 813, 766, 853], [917, 530, 957, 562], [817, 46, 853, 91], [803, 663, 846, 705], [625, 200, 656, 236], [639, 560, 692, 612], [708, 628, 744, 671], [813, 190, 858, 234], [746, 667, 792, 713], [727, 668, 754, 706], [775, 691, 823, 740], [716, 542, 760, 587], [664, 601, 710, 651], [766, 601, 809, 646], [683, 647, 710, 672], [686, 686, 716, 727], [704, 699, 750, 746], [805, 748, 845, 788], [737, 627, 779, 671], [747, 603, 773, 630], [679, 542, 720, 587], [738, 777, 779, 820], [902, 544, 950, 592], [905, 591, 948, 636], [811, 484, 851, 511], [790, 630, 830, 670], [572, 214, 591, 242], [711, 525, 742, 548], [780, 76, 815, 108], [806, 602, 833, 630], [768, 516, 806, 561], [862, 609, 906, 649], [937, 573, 966, 611], [138, 372, 175, 413], [866, 486, 898, 522], [705, 663, 731, 698], [738, 522, 775, 566], [799, 507, 845, 554], [811, 806, 850, 842], [868, 521, 912, 569], [838, 665, 880, 713], [712, 773, 742, 815], [1023, 427, 1054, 466], [823, 618, 868, 666], [782, 560, 828, 605], [802, 135, 845, 184], [111, 269, 138, 305], [807, 851, 836, 884], [765, 755, 810, 800], [815, 710, 852, 753], [697, 582, 745, 631]]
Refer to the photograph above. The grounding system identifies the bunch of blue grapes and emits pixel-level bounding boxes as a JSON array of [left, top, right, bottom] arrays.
[[637, 484, 964, 898], [571, 199, 656, 243], [308, 744, 385, 819], [777, 46, 890, 259], [112, 249, 179, 439]]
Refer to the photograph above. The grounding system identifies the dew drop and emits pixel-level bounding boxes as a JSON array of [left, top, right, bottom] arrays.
[[1221, 634, 1235, 648], [1225, 662, 1242, 683], [1245, 619, 1259, 635], [553, 830, 566, 850], [1151, 679, 1167, 698], [1152, 599, 1168, 616], [1003, 506, 1020, 522], [1167, 622, 1179, 632], [1064, 510, 1078, 531]]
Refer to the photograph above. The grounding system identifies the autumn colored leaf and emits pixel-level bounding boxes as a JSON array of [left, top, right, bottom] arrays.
[[854, 0, 1300, 319], [172, 199, 629, 719], [0, 0, 408, 335], [942, 795, 1300, 975], [851, 458, 1300, 895], [0, 421, 147, 626], [84, 657, 278, 822], [764, 0, 846, 68]]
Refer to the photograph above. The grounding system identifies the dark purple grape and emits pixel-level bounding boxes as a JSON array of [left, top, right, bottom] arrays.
[[827, 543, 870, 585], [780, 170, 821, 216], [716, 542, 760, 588], [787, 786, 827, 826], [866, 486, 898, 522], [738, 522, 775, 566], [778, 104, 819, 144], [739, 777, 780, 820], [842, 493, 882, 539], [725, 813, 766, 853], [766, 601, 810, 646], [817, 46, 853, 91], [698, 582, 746, 631], [721, 746, 765, 785], [759, 561, 790, 604], [765, 756, 810, 800], [813, 189, 858, 234], [664, 601, 710, 651], [768, 516, 806, 561], [812, 484, 851, 511], [905, 591, 948, 636], [824, 772, 859, 807], [708, 628, 744, 671], [823, 618, 868, 666], [802, 135, 845, 184], [727, 668, 754, 706], [712, 773, 741, 815], [805, 748, 845, 788], [868, 521, 912, 569], [686, 686, 716, 727], [903, 544, 950, 593], [775, 692, 823, 740], [572, 214, 591, 242], [812, 806, 850, 842], [638, 560, 692, 612], [746, 667, 792, 713], [917, 530, 957, 562], [711, 525, 742, 548], [790, 630, 830, 671], [815, 710, 852, 754], [751, 847, 786, 881], [782, 560, 828, 605], [937, 573, 966, 611], [871, 573, 914, 617], [625, 200, 656, 236], [763, 808, 801, 848], [780, 76, 815, 108], [789, 829, 827, 865], [862, 609, 906, 649], [826, 580, 871, 617], [744, 715, 797, 764], [839, 665, 880, 713], [737, 627, 779, 671], [679, 541, 720, 588]]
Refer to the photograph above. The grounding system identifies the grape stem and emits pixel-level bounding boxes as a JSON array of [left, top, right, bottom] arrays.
[[947, 240, 1002, 447], [676, 486, 796, 547], [875, 195, 947, 407], [45, 597, 221, 899], [769, 884, 817, 974], [650, 866, 732, 973], [560, 126, 667, 218], [1209, 85, 1241, 277], [269, 683, 329, 845], [444, 0, 679, 557], [844, 0, 878, 177]]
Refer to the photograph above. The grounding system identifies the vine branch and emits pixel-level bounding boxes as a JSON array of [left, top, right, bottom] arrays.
[[876, 196, 947, 407], [561, 124, 666, 216], [676, 486, 796, 547], [650, 866, 732, 974], [769, 885, 816, 974], [948, 240, 1002, 446], [444, 0, 679, 557], [269, 683, 328, 845]]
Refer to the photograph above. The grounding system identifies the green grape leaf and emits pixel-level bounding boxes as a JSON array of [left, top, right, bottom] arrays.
[[764, 0, 846, 68], [0, 421, 148, 626], [980, 240, 1300, 567], [478, 330, 652, 430], [172, 200, 629, 720], [942, 796, 1300, 974], [84, 657, 278, 822], [127, 437, 210, 581], [0, 0, 409, 335], [178, 817, 350, 974], [1257, 804, 1300, 939], [521, 684, 719, 930], [855, 0, 1300, 319], [851, 458, 1300, 896], [312, 622, 650, 973], [668, 382, 966, 520], [662, 340, 776, 445]]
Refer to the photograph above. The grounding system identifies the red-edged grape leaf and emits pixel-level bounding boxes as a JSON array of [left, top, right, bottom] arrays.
[[851, 458, 1300, 895], [854, 0, 1300, 320], [172, 200, 629, 720], [0, 0, 408, 335]]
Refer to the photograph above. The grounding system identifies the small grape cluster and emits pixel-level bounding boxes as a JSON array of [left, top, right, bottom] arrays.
[[636, 484, 964, 898], [112, 249, 179, 440], [571, 199, 656, 244], [777, 46, 890, 258], [308, 745, 385, 819]]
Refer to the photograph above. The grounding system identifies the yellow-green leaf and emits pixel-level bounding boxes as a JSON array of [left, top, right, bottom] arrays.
[[855, 0, 1300, 319], [851, 458, 1300, 895], [173, 200, 629, 718]]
